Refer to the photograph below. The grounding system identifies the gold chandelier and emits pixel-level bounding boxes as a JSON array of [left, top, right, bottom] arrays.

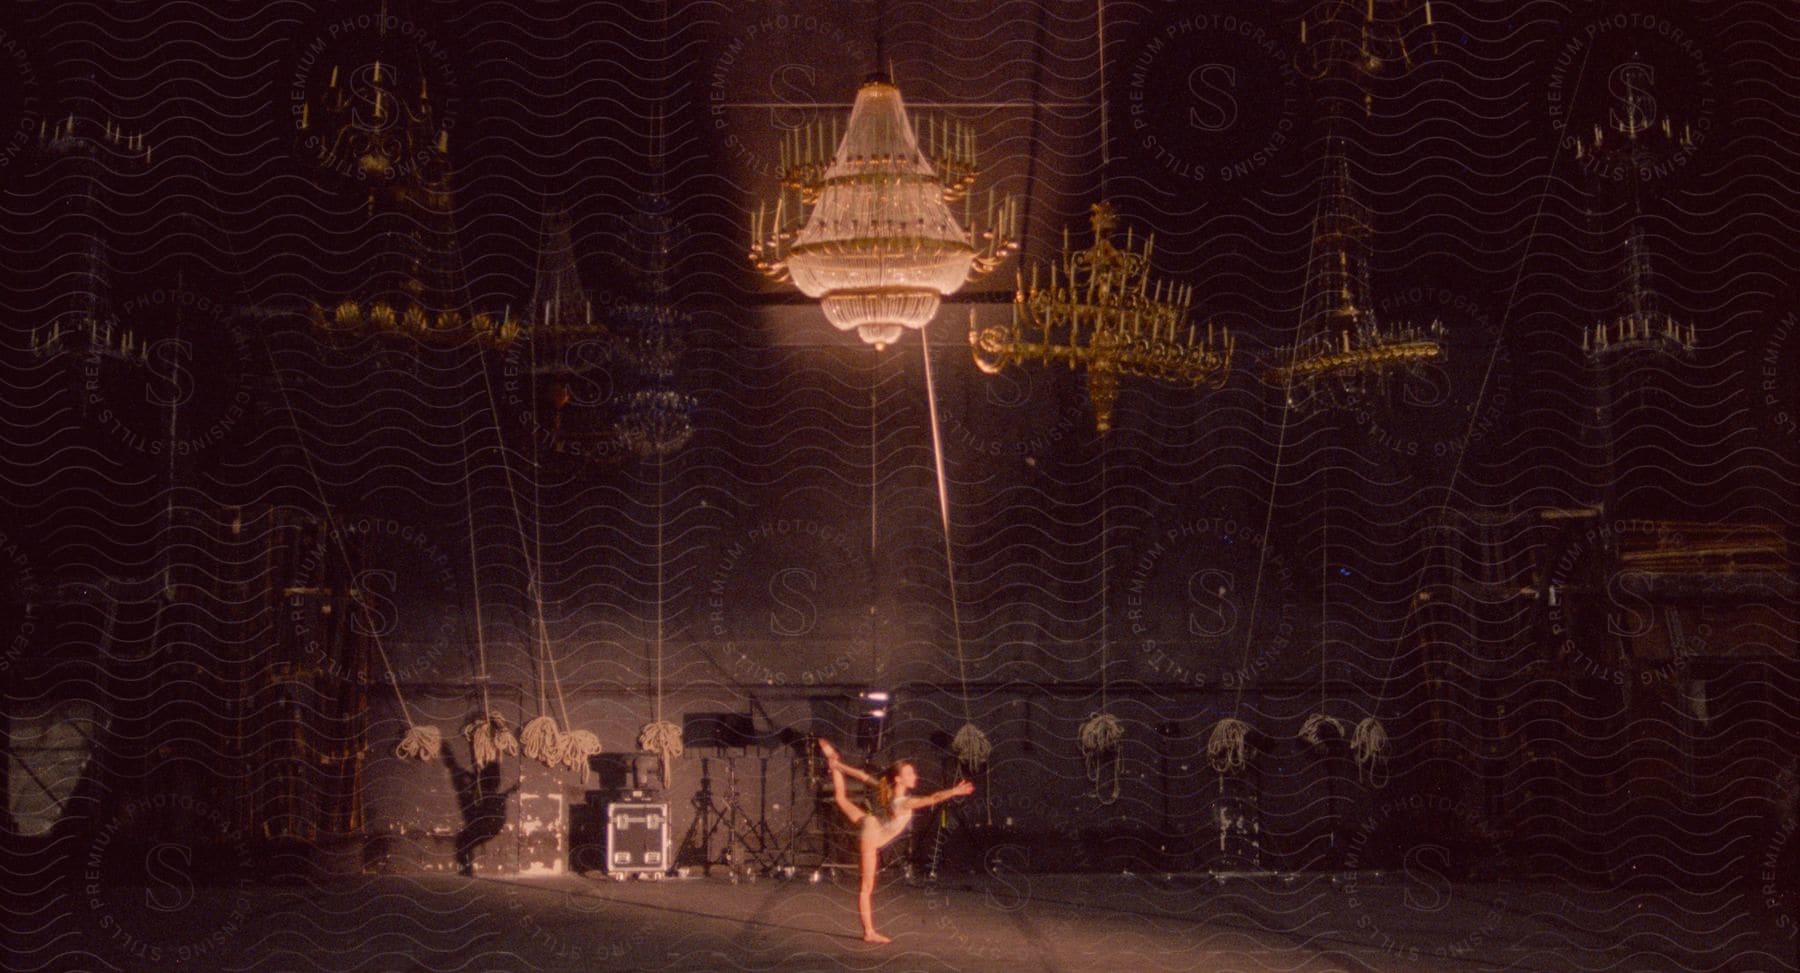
[[297, 59, 449, 194], [1269, 5, 1447, 411], [31, 117, 152, 364], [1298, 0, 1438, 86], [749, 74, 1018, 350], [969, 202, 1233, 433], [1583, 225, 1694, 359], [308, 300, 520, 349], [299, 12, 517, 350], [1572, 94, 1697, 361], [1263, 154, 1444, 410], [1264, 317, 1445, 408]]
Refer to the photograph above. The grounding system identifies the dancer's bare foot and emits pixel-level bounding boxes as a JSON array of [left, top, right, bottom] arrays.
[[862, 930, 891, 944]]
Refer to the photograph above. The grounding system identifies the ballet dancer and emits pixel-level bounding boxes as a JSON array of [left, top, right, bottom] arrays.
[[818, 738, 975, 943]]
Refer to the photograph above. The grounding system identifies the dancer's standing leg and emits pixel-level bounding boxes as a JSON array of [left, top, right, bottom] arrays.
[[818, 739, 888, 941]]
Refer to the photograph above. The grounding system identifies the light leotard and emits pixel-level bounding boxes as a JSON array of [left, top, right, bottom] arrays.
[[859, 796, 914, 849]]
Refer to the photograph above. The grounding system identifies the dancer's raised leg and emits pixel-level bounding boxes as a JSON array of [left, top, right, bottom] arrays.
[[819, 739, 866, 825]]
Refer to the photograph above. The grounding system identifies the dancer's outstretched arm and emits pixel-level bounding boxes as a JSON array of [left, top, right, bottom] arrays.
[[907, 779, 975, 809]]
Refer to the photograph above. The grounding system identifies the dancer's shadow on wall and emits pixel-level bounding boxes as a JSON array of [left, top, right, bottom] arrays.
[[441, 748, 518, 876]]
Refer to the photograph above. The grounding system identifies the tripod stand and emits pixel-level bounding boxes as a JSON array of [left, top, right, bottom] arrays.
[[677, 754, 782, 877]]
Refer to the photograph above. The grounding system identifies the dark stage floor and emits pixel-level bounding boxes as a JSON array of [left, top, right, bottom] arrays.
[[49, 870, 1798, 972]]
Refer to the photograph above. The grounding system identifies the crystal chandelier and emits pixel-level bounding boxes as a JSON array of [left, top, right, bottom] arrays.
[[609, 301, 697, 459], [750, 74, 1018, 350], [613, 387, 697, 458], [610, 302, 684, 375], [612, 195, 691, 376], [969, 203, 1233, 433], [611, 189, 696, 459]]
